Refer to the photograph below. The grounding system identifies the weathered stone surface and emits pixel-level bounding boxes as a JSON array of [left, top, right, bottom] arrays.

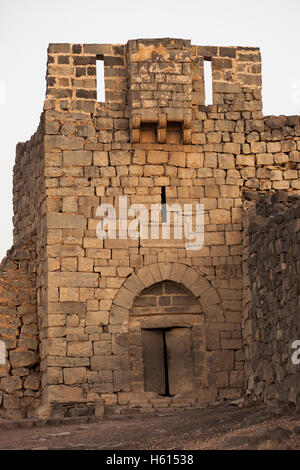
[[243, 193, 300, 406], [91, 355, 129, 371], [44, 135, 83, 151], [67, 342, 93, 357], [210, 209, 231, 224], [265, 116, 287, 129], [48, 272, 98, 287], [93, 151, 108, 166], [0, 376, 22, 393], [2, 37, 300, 419], [47, 213, 86, 229], [9, 351, 38, 368], [110, 151, 131, 165], [63, 367, 87, 384], [47, 385, 84, 403], [148, 151, 168, 164], [24, 373, 41, 390], [48, 338, 67, 356], [63, 150, 92, 166]]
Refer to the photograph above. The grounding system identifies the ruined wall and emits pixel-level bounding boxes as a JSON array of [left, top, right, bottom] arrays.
[[0, 239, 40, 419], [0, 120, 46, 418], [240, 115, 300, 192], [13, 119, 45, 244], [243, 192, 300, 408]]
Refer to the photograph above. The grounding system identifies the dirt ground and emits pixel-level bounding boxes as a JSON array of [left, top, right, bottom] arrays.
[[0, 404, 299, 450]]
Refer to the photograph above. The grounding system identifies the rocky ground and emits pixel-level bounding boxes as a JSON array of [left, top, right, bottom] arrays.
[[0, 404, 299, 450]]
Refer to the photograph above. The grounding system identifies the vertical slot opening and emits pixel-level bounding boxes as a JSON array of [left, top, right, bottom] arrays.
[[161, 186, 167, 223], [161, 329, 171, 397], [204, 59, 213, 106], [96, 56, 105, 102]]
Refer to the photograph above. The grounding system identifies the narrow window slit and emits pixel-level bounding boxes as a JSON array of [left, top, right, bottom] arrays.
[[161, 329, 171, 397], [161, 187, 167, 223], [204, 59, 213, 106], [96, 56, 105, 102]]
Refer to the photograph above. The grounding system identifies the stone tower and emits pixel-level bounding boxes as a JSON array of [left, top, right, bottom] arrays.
[[0, 38, 299, 419]]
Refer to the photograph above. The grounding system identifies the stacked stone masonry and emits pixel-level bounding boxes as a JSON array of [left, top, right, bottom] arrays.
[[243, 192, 300, 408], [0, 38, 299, 418]]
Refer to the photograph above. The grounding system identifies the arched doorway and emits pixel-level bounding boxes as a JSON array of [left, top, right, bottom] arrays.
[[128, 280, 205, 397]]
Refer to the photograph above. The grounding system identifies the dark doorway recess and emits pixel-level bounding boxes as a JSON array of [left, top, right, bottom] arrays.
[[141, 327, 194, 396]]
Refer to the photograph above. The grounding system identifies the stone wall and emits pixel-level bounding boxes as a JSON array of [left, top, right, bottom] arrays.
[[13, 119, 45, 245], [239, 115, 300, 192], [0, 118, 46, 418], [41, 40, 265, 411], [243, 192, 300, 408], [0, 38, 300, 417], [0, 238, 40, 419]]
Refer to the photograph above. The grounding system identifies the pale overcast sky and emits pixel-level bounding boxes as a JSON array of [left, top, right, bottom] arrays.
[[0, 0, 300, 260]]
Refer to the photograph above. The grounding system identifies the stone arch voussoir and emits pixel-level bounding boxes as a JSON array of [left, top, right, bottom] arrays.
[[110, 262, 221, 320]]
